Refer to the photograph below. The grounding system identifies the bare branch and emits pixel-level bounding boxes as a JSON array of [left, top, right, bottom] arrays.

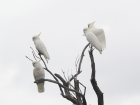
[[38, 54, 65, 96], [79, 82, 86, 96], [78, 43, 90, 72], [61, 69, 68, 82], [54, 73, 67, 85], [89, 48, 104, 105], [25, 56, 33, 61], [34, 79, 84, 96], [68, 43, 90, 83], [68, 71, 82, 82], [32, 51, 37, 61], [74, 78, 82, 105], [30, 47, 40, 59], [30, 47, 38, 53], [75, 55, 79, 72], [54, 74, 80, 104]]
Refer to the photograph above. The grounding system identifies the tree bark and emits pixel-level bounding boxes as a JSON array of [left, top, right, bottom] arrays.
[[89, 49, 104, 105]]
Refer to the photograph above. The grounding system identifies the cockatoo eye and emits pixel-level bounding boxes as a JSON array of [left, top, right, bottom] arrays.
[[33, 62, 36, 66]]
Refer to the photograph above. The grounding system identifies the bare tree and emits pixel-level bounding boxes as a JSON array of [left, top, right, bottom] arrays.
[[26, 43, 104, 105]]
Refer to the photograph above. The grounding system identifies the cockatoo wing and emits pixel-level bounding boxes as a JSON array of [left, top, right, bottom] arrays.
[[33, 63, 45, 93], [35, 40, 50, 62], [86, 32, 102, 54], [90, 28, 106, 50]]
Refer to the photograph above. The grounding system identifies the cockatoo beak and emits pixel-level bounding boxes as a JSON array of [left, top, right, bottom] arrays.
[[88, 26, 92, 29], [38, 32, 41, 36]]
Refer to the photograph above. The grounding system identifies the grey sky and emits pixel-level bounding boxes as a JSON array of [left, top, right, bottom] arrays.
[[0, 0, 140, 105]]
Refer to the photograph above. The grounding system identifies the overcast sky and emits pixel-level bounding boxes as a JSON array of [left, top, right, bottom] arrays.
[[0, 0, 140, 105]]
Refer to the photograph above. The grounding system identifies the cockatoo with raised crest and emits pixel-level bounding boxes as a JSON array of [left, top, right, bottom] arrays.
[[83, 27, 102, 54], [88, 21, 106, 50], [32, 33, 50, 63]]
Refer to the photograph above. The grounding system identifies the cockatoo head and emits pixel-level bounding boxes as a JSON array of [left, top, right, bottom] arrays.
[[32, 61, 38, 67], [32, 32, 41, 41], [88, 21, 95, 29], [83, 27, 89, 35], [32, 35, 40, 41], [32, 60, 41, 67]]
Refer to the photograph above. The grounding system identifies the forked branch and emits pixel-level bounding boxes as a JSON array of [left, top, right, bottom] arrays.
[[68, 43, 90, 83]]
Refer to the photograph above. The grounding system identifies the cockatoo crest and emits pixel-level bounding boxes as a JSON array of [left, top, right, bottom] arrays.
[[38, 32, 41, 36], [88, 21, 95, 29], [32, 33, 50, 63], [32, 32, 41, 40]]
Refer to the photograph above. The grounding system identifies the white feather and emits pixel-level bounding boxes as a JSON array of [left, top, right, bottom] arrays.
[[32, 35, 50, 62], [33, 61, 45, 93], [88, 22, 106, 50], [83, 28, 102, 54]]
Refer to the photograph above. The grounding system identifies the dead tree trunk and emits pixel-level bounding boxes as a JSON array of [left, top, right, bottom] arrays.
[[89, 48, 104, 105]]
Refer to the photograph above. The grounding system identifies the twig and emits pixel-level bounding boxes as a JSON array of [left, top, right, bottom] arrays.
[[61, 69, 68, 82], [67, 69, 70, 81], [79, 82, 86, 96], [30, 47, 40, 59], [25, 56, 33, 61], [69, 71, 82, 82], [75, 55, 79, 72], [32, 51, 37, 61]]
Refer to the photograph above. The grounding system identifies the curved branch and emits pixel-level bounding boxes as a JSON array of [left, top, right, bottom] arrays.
[[55, 73, 67, 85], [69, 71, 82, 82], [78, 43, 90, 72], [69, 43, 90, 83]]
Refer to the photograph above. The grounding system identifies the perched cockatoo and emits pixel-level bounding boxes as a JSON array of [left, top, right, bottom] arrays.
[[32, 60, 45, 93], [83, 28, 102, 54], [32, 33, 50, 63], [88, 21, 106, 50]]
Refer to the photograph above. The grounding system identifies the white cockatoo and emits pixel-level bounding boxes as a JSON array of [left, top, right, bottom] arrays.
[[88, 21, 106, 50], [83, 27, 102, 54], [32, 33, 50, 63], [32, 60, 45, 93]]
